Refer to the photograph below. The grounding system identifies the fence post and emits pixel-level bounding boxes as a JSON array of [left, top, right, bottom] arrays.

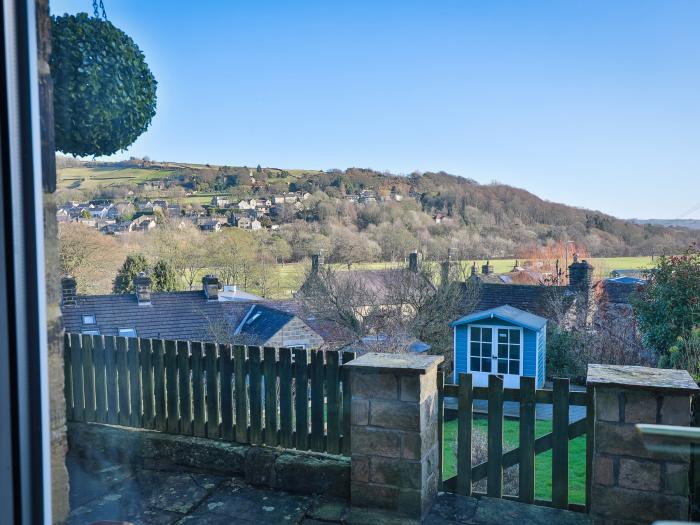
[[344, 352, 444, 519], [587, 364, 699, 524]]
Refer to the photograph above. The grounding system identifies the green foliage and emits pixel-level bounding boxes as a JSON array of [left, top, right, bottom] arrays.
[[662, 327, 700, 382], [51, 13, 157, 156], [79, 209, 91, 219], [633, 245, 700, 356], [113, 253, 149, 294], [152, 260, 178, 292], [546, 327, 588, 382]]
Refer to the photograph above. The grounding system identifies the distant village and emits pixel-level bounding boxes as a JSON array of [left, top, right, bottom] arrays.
[[56, 187, 418, 236]]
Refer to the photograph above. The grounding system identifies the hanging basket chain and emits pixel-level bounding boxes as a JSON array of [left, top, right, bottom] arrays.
[[92, 0, 107, 20]]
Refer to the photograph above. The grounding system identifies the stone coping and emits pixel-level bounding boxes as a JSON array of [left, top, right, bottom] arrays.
[[343, 352, 444, 375], [587, 364, 699, 393]]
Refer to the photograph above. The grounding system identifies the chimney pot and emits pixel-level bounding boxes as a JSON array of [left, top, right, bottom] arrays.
[[133, 272, 152, 305], [311, 253, 323, 274], [409, 251, 419, 273], [482, 260, 494, 275], [203, 274, 220, 300], [61, 275, 77, 306]]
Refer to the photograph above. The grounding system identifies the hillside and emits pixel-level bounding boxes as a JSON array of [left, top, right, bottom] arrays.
[[631, 218, 700, 230], [56, 157, 700, 261]]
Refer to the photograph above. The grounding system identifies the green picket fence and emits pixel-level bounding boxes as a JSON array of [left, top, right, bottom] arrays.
[[438, 372, 593, 512], [64, 333, 355, 456]]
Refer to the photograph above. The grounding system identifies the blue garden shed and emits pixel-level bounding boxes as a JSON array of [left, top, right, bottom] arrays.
[[450, 305, 547, 389]]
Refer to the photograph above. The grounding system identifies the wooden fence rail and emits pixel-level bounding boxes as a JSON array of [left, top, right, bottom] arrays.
[[64, 333, 355, 456], [439, 371, 592, 512]]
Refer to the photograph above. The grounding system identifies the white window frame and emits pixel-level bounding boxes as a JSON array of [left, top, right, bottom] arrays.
[[466, 323, 524, 378], [82, 314, 96, 325], [81, 329, 100, 336]]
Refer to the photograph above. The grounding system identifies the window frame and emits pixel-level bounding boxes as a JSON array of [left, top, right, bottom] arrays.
[[466, 323, 524, 378], [82, 314, 96, 325], [118, 327, 137, 338]]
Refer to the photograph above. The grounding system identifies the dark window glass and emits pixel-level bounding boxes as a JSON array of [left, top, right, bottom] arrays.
[[482, 328, 492, 341], [482, 343, 492, 357], [498, 344, 508, 358], [509, 345, 519, 359], [471, 327, 481, 341], [510, 329, 520, 344], [498, 359, 508, 374], [470, 342, 480, 357], [498, 329, 508, 343], [482, 358, 492, 372], [509, 361, 519, 374], [470, 357, 480, 371]]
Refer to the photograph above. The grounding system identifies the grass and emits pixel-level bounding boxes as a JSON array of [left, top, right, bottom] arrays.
[[58, 166, 176, 191], [441, 416, 587, 504]]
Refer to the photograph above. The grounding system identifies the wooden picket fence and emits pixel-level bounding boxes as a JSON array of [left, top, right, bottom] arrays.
[[64, 333, 355, 455], [438, 372, 593, 512]]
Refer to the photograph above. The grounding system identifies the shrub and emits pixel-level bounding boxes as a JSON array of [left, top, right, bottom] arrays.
[[546, 327, 588, 382], [663, 327, 700, 382]]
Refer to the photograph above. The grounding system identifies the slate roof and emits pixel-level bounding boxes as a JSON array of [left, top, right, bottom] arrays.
[[467, 282, 566, 319], [450, 305, 548, 331], [61, 291, 336, 346]]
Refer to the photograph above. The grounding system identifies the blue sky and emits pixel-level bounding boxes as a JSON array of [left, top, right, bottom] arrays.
[[51, 1, 700, 219]]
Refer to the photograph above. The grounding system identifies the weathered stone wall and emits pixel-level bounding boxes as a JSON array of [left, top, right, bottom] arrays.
[[265, 317, 324, 349], [68, 422, 349, 499], [588, 364, 698, 525], [346, 353, 443, 519]]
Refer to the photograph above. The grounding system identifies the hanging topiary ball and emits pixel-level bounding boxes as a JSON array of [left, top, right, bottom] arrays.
[[51, 12, 157, 157]]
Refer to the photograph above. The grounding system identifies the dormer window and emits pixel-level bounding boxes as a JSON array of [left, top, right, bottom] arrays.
[[82, 314, 96, 325]]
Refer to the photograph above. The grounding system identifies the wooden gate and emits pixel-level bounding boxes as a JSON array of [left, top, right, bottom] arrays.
[[437, 371, 593, 512]]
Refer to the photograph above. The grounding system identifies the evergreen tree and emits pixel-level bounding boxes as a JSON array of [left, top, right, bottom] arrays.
[[152, 260, 179, 292], [113, 253, 149, 294]]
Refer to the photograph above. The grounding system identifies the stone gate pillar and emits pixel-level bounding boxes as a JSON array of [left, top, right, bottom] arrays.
[[344, 352, 443, 519], [587, 364, 699, 525]]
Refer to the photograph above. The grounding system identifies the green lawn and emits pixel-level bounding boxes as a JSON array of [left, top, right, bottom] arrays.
[[58, 166, 176, 190], [442, 417, 587, 504]]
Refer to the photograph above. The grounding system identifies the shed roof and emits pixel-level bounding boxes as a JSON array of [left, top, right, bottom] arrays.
[[450, 304, 548, 331]]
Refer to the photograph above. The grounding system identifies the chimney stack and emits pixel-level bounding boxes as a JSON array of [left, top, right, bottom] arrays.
[[61, 275, 77, 306], [568, 255, 594, 291], [471, 262, 477, 276], [134, 272, 152, 305], [202, 274, 220, 301], [481, 260, 494, 275], [409, 251, 419, 273], [311, 253, 323, 274], [441, 256, 451, 287]]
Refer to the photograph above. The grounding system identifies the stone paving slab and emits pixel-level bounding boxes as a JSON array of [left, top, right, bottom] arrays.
[[67, 451, 591, 525]]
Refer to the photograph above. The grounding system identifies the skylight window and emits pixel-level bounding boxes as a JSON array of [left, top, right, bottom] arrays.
[[82, 314, 96, 325], [118, 328, 137, 338], [246, 312, 261, 325]]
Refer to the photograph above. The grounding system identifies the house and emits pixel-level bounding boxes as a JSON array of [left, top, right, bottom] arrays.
[[450, 305, 547, 388], [199, 219, 222, 232], [60, 274, 329, 350], [211, 196, 229, 207], [250, 219, 262, 230], [236, 200, 252, 210]]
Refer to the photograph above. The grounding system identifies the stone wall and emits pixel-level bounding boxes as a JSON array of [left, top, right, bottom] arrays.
[[68, 422, 349, 499], [265, 317, 324, 349], [346, 353, 443, 519], [587, 364, 698, 525]]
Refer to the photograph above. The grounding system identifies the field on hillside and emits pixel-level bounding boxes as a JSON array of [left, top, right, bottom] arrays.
[[58, 166, 176, 191]]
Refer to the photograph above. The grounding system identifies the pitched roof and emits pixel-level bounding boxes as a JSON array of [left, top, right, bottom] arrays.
[[450, 304, 548, 331], [61, 290, 332, 346], [467, 282, 565, 319]]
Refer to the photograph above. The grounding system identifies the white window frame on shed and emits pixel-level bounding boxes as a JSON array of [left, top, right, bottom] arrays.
[[466, 323, 524, 388]]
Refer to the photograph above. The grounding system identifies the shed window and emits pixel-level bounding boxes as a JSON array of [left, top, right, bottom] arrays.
[[82, 314, 96, 325], [469, 325, 521, 375], [118, 328, 137, 338]]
